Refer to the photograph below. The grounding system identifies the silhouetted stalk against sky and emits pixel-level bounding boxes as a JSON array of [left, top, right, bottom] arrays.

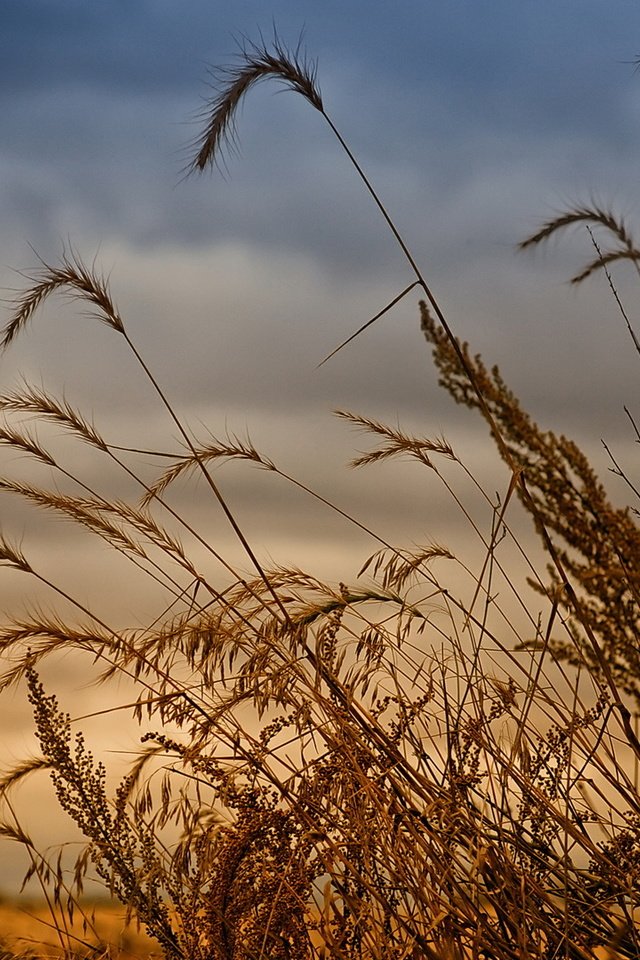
[[0, 386, 278, 633], [6, 558, 215, 725]]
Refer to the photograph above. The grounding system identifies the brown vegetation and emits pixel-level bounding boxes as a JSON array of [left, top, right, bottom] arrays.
[[1, 34, 640, 960]]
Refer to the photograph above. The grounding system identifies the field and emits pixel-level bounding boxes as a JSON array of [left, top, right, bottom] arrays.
[[0, 900, 157, 958]]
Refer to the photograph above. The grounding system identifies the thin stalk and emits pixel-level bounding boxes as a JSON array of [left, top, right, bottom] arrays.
[[586, 225, 640, 357]]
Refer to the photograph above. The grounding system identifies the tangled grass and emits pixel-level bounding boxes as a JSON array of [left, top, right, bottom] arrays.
[[1, 34, 640, 960]]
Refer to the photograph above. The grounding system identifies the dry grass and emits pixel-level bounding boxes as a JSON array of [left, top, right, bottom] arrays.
[[1, 32, 640, 960]]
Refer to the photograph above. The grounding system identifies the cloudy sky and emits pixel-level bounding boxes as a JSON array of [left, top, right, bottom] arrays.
[[1, 0, 640, 893]]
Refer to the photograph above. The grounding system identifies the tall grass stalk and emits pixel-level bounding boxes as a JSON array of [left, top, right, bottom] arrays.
[[1, 34, 639, 960]]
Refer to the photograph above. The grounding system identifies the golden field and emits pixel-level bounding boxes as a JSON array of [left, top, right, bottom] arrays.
[[0, 900, 158, 957]]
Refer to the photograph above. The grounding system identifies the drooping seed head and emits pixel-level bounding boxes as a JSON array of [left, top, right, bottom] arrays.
[[2, 250, 124, 352], [188, 33, 323, 175]]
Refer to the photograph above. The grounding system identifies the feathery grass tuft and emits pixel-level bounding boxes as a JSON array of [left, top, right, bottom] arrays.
[[519, 203, 640, 283], [0, 535, 31, 574], [189, 33, 323, 174], [2, 252, 124, 351]]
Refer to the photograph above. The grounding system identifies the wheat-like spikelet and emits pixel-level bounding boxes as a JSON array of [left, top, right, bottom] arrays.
[[520, 204, 635, 249], [520, 203, 640, 283], [0, 423, 56, 467], [359, 545, 455, 592], [0, 534, 31, 574], [189, 33, 322, 174], [2, 252, 124, 350], [335, 409, 456, 469], [141, 433, 274, 509], [0, 383, 110, 452]]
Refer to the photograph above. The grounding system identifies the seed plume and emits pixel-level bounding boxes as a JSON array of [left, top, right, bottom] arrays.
[[2, 251, 124, 351], [519, 205, 635, 251], [519, 204, 640, 283], [189, 33, 323, 174]]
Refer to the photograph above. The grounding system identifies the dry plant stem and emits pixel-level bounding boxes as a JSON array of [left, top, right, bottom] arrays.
[[302, 575, 584, 734], [5, 40, 640, 959], [625, 403, 640, 443], [0, 440, 199, 604], [519, 204, 640, 282], [452, 493, 516, 723], [140, 439, 544, 699], [460, 466, 520, 636], [12, 912, 100, 958], [521, 204, 640, 348], [22, 565, 217, 727], [604, 439, 640, 504], [317, 280, 420, 367], [195, 44, 625, 749], [134, 443, 519, 776], [136, 435, 400, 555]]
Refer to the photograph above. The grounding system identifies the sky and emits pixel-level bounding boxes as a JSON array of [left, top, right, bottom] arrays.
[[2, 0, 640, 894]]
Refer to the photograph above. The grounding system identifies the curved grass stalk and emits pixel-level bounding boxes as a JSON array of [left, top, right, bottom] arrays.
[[519, 203, 640, 282]]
